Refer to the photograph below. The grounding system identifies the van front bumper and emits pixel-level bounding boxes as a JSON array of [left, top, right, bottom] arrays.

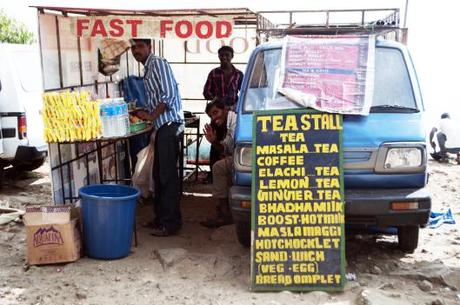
[[230, 186, 431, 227], [14, 145, 48, 163]]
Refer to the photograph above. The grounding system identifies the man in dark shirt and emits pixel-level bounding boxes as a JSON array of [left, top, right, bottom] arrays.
[[203, 45, 244, 109], [203, 46, 243, 181]]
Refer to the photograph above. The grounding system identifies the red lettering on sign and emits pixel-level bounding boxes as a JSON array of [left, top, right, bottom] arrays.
[[76, 19, 90, 37], [175, 20, 193, 39], [126, 20, 142, 37], [109, 19, 124, 37], [216, 21, 232, 38], [196, 21, 213, 39], [160, 20, 173, 38], [91, 20, 107, 37], [75, 18, 232, 39]]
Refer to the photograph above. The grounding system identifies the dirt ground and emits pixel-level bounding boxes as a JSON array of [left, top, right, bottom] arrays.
[[0, 160, 459, 305]]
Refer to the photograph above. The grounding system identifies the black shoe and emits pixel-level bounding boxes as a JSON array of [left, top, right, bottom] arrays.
[[200, 218, 233, 228], [142, 220, 158, 228], [150, 225, 178, 237]]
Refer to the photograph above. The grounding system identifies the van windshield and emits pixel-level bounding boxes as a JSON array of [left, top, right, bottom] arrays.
[[243, 47, 417, 113]]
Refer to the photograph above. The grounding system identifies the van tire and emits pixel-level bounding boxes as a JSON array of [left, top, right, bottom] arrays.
[[13, 158, 45, 172], [397, 225, 419, 253], [0, 162, 4, 184], [235, 220, 251, 248]]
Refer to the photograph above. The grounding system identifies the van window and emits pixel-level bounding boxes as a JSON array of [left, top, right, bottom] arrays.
[[13, 51, 42, 93], [372, 48, 416, 109], [243, 47, 417, 112], [244, 49, 299, 111]]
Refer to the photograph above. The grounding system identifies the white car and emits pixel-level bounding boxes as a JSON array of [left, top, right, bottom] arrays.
[[0, 43, 47, 176]]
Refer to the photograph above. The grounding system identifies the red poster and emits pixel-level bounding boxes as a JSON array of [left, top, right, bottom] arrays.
[[278, 35, 375, 115]]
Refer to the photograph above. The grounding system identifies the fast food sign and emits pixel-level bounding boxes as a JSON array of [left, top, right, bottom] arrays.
[[69, 16, 233, 39]]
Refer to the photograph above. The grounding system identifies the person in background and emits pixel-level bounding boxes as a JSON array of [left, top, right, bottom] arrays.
[[200, 99, 237, 228], [203, 46, 243, 182], [131, 38, 185, 236], [429, 113, 460, 164], [203, 45, 244, 109]]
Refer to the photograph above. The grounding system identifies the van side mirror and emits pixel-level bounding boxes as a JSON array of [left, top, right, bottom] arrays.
[[0, 79, 2, 92]]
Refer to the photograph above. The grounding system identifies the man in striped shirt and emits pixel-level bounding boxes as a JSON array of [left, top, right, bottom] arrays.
[[131, 39, 184, 236]]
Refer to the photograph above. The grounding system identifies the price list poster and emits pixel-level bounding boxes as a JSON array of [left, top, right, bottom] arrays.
[[278, 35, 375, 115], [251, 109, 345, 291]]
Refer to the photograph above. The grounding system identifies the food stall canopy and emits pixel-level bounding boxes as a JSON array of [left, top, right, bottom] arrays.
[[33, 5, 263, 204], [33, 5, 261, 94], [30, 6, 259, 23]]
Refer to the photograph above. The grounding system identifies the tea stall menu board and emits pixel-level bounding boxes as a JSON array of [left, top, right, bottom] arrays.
[[251, 109, 345, 291]]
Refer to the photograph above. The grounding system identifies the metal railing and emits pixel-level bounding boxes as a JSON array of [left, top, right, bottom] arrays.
[[255, 8, 407, 44]]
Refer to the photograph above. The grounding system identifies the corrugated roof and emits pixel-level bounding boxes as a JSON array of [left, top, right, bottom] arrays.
[[31, 6, 256, 17]]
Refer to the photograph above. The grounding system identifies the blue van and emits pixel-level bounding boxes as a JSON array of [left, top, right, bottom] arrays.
[[230, 39, 431, 252]]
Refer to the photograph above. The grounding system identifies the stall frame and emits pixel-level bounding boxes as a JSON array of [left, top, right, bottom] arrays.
[[33, 6, 264, 204]]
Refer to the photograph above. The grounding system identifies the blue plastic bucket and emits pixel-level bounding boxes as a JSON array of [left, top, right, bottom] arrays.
[[79, 184, 139, 259]]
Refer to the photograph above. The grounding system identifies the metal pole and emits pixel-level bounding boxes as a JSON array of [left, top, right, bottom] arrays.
[[114, 141, 118, 183], [126, 52, 129, 76], [77, 38, 83, 86], [37, 10, 46, 91], [96, 141, 104, 184], [57, 143, 66, 204], [195, 118, 200, 181], [184, 41, 187, 63], [403, 0, 409, 28], [124, 138, 133, 181], [55, 16, 63, 89]]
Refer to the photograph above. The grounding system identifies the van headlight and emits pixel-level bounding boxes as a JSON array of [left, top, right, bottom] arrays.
[[234, 144, 252, 172], [384, 148, 422, 169], [375, 143, 426, 173], [239, 146, 252, 167]]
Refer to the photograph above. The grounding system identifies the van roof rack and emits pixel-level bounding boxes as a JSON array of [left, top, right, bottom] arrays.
[[255, 8, 408, 44]]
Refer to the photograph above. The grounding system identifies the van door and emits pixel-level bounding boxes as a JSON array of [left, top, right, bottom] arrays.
[[12, 46, 46, 149]]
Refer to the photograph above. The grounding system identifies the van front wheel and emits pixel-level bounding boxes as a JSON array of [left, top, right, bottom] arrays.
[[397, 225, 419, 253], [235, 220, 251, 248], [13, 158, 45, 172], [0, 161, 5, 184]]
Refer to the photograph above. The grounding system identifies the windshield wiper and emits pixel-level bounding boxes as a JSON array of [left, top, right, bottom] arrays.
[[370, 104, 419, 113]]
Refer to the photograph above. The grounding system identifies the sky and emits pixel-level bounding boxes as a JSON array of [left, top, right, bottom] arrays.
[[2, 0, 460, 126]]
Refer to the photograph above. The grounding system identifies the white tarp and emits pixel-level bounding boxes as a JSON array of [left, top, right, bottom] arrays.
[[278, 35, 375, 115]]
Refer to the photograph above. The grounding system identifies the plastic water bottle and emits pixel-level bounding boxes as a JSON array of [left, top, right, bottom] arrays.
[[113, 100, 122, 137], [108, 98, 119, 137], [109, 101, 118, 137], [121, 103, 130, 135], [99, 100, 112, 138], [113, 98, 128, 136], [100, 98, 130, 137]]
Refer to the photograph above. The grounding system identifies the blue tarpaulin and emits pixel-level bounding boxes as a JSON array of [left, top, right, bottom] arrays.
[[122, 76, 150, 167], [428, 208, 456, 229]]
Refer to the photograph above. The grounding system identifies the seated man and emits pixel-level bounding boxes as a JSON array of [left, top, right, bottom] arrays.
[[200, 99, 237, 228], [429, 113, 460, 164]]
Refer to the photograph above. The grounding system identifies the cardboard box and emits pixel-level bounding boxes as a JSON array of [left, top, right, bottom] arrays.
[[24, 205, 82, 265]]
